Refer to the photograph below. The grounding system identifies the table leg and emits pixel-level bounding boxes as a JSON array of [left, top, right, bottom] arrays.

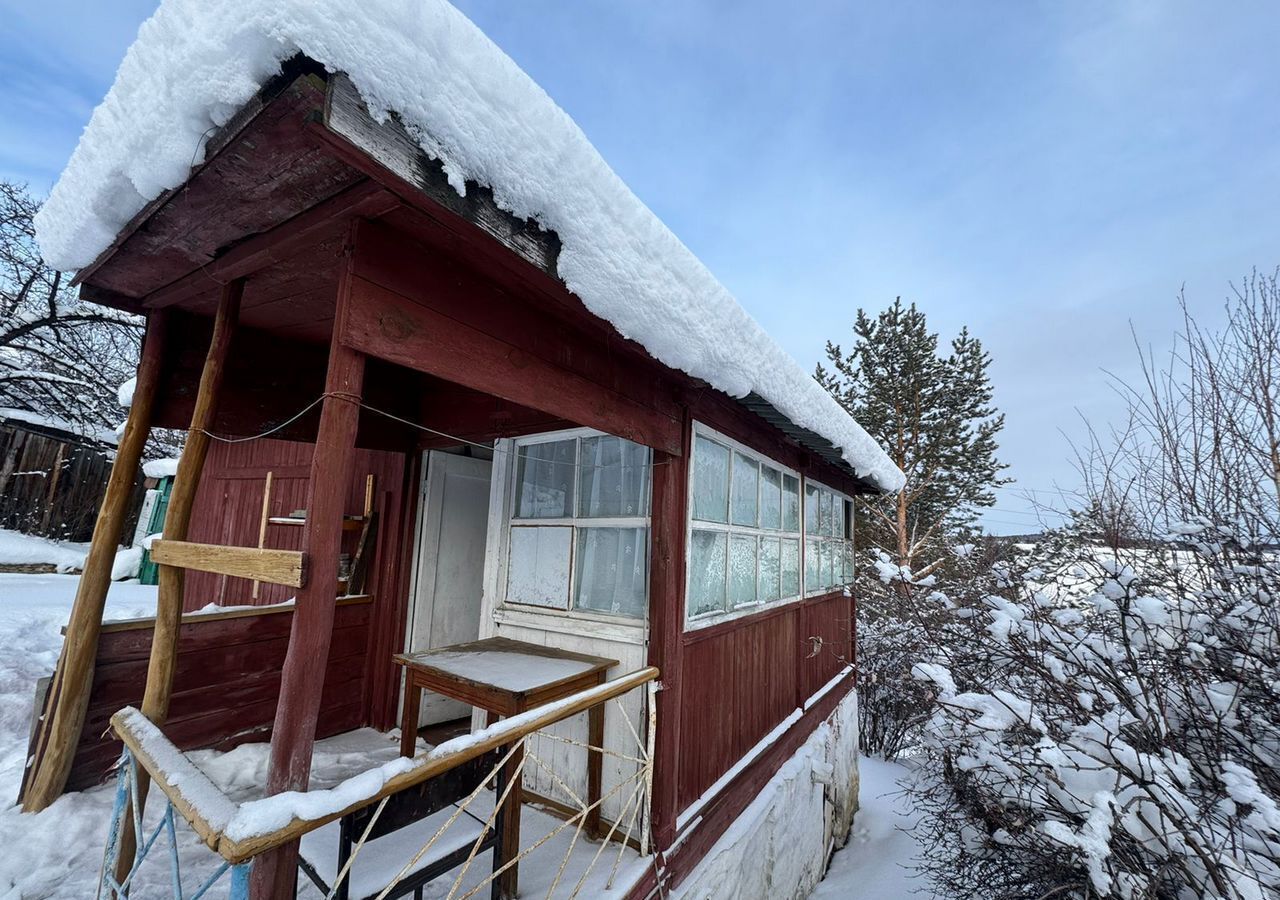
[[586, 677, 605, 839], [497, 736, 523, 899], [400, 675, 423, 758]]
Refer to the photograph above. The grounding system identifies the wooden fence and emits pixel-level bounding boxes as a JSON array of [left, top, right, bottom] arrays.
[[0, 420, 146, 545]]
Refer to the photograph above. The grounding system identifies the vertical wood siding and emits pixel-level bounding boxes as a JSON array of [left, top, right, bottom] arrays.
[[66, 599, 373, 791], [676, 592, 852, 811], [183, 437, 405, 610]]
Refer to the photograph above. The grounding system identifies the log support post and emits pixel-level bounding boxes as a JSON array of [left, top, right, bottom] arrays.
[[115, 279, 242, 882], [250, 265, 365, 899], [20, 310, 168, 811], [646, 412, 691, 859]]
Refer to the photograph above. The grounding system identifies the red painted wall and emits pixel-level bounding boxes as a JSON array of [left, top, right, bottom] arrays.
[[68, 599, 372, 791], [183, 437, 406, 611]]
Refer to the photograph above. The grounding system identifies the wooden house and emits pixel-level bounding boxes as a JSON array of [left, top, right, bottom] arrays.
[[23, 5, 901, 898]]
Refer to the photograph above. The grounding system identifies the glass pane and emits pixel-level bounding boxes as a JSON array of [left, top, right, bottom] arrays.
[[507, 526, 571, 607], [759, 466, 781, 530], [692, 437, 730, 523], [689, 530, 727, 617], [731, 453, 759, 527], [759, 537, 781, 603], [842, 541, 854, 583], [823, 540, 836, 588], [820, 491, 834, 536], [834, 498, 847, 538], [729, 534, 758, 606], [782, 475, 801, 533], [579, 436, 651, 517], [781, 538, 800, 597], [804, 483, 820, 534], [805, 537, 821, 594], [574, 527, 647, 617], [514, 439, 576, 518]]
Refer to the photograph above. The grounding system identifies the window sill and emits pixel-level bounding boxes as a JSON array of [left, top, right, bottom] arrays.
[[494, 602, 648, 644]]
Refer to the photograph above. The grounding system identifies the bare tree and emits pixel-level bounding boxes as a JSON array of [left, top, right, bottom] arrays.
[[0, 180, 142, 440]]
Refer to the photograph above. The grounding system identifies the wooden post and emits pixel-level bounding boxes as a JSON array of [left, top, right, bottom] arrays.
[[144, 279, 242, 722], [249, 276, 366, 898], [646, 413, 691, 856], [21, 310, 168, 811], [115, 280, 241, 882]]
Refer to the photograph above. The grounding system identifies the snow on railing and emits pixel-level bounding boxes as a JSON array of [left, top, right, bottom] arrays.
[[101, 666, 659, 899]]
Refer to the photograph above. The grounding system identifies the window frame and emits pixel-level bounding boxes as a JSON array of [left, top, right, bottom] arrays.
[[685, 422, 806, 630], [501, 426, 652, 622], [802, 476, 856, 597]]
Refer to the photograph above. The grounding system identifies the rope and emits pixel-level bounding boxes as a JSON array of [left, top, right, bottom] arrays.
[[197, 390, 670, 471]]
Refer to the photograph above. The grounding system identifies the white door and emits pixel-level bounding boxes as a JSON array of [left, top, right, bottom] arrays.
[[407, 451, 493, 725]]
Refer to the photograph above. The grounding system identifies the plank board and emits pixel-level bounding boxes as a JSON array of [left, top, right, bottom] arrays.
[[151, 539, 307, 588]]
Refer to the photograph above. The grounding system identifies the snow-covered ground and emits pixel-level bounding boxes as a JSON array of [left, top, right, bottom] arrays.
[[810, 756, 929, 899]]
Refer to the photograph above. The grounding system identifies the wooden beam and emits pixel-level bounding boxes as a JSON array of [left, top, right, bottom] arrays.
[[341, 273, 682, 455], [144, 280, 242, 725], [143, 181, 398, 310], [149, 541, 307, 588], [319, 73, 559, 277], [112, 281, 241, 882], [20, 310, 168, 811], [647, 412, 692, 853], [250, 243, 367, 898]]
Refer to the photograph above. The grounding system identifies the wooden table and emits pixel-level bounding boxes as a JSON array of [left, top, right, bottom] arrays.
[[394, 637, 618, 898]]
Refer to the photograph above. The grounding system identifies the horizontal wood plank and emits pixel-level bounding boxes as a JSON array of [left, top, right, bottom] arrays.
[[151, 539, 307, 588]]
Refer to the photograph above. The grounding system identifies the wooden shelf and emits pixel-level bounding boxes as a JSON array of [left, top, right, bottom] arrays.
[[267, 515, 366, 531]]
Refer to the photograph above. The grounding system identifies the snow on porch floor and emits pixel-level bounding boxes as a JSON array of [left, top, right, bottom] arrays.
[[1, 724, 647, 899]]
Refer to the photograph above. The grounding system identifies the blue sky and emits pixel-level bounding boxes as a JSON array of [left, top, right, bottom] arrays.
[[3, 1, 1278, 533]]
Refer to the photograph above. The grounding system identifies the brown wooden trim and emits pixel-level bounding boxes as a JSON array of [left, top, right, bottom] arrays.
[[680, 589, 849, 646], [150, 540, 307, 588], [143, 180, 398, 310], [20, 310, 167, 811], [97, 595, 372, 634]]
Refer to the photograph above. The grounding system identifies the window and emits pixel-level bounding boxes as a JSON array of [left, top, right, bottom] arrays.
[[687, 427, 803, 623], [804, 482, 854, 596], [506, 431, 651, 618]]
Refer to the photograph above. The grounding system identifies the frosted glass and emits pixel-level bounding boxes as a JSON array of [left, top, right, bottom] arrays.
[[731, 453, 759, 527], [834, 498, 847, 538], [729, 534, 758, 606], [507, 526, 571, 608], [689, 529, 727, 616], [759, 537, 781, 602], [782, 475, 800, 532], [820, 491, 834, 536], [781, 538, 800, 597], [692, 437, 730, 523], [804, 483, 820, 534], [760, 466, 781, 530], [514, 439, 575, 518], [579, 435, 650, 517], [823, 540, 836, 588], [574, 527, 647, 617], [842, 541, 854, 583], [805, 537, 820, 594]]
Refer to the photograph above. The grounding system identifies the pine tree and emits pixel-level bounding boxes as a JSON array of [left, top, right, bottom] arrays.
[[816, 298, 1008, 577]]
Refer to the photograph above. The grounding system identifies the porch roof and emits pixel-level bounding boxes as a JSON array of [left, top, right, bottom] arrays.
[[33, 0, 904, 494]]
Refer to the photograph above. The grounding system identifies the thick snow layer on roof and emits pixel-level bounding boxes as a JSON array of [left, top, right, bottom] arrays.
[[34, 0, 904, 493]]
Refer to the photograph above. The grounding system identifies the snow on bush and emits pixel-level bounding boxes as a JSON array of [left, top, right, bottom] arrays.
[[903, 523, 1280, 900]]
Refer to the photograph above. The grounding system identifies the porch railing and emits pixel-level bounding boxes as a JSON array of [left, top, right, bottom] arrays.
[[99, 666, 659, 899]]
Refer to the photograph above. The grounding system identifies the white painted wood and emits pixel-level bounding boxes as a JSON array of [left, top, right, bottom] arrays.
[[475, 434, 651, 826], [407, 451, 494, 725]]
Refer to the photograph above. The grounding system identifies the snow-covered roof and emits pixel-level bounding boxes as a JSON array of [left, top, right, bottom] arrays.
[[33, 0, 904, 493]]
